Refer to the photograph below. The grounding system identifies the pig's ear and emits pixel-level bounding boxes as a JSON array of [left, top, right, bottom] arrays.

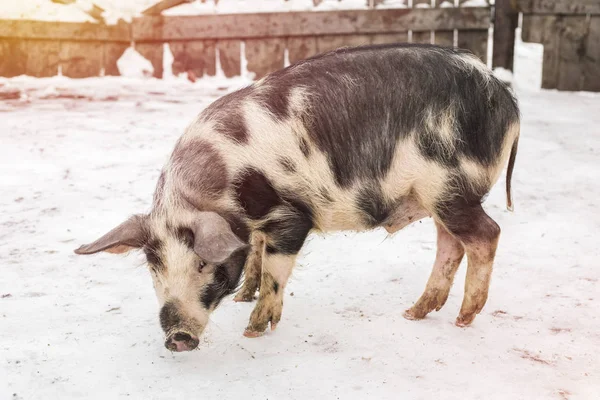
[[193, 212, 247, 264], [74, 215, 147, 255]]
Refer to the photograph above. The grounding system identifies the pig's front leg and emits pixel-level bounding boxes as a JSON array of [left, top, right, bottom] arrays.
[[243, 208, 312, 337], [233, 234, 264, 302], [243, 253, 296, 337]]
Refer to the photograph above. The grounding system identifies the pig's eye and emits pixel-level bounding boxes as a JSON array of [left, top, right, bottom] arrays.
[[198, 260, 207, 273]]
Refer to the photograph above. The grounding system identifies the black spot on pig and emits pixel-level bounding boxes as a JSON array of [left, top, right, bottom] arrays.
[[144, 239, 164, 271], [222, 212, 251, 243], [434, 174, 499, 244], [319, 187, 333, 202], [417, 133, 459, 167], [201, 249, 247, 309], [235, 169, 282, 220], [200, 267, 229, 309], [159, 301, 183, 332], [298, 137, 311, 158], [174, 227, 194, 249], [171, 139, 228, 198], [262, 198, 313, 255], [215, 110, 249, 144], [201, 86, 255, 143], [356, 185, 391, 227], [272, 281, 279, 294], [257, 84, 291, 121], [263, 43, 518, 185], [279, 157, 297, 173]]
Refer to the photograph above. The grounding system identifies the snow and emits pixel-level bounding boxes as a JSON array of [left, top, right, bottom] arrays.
[[0, 0, 155, 23], [0, 0, 411, 22], [116, 47, 155, 78], [493, 67, 513, 84], [459, 0, 489, 7], [1, 29, 600, 400]]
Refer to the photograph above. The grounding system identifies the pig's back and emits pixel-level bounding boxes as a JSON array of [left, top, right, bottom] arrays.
[[185, 44, 519, 231]]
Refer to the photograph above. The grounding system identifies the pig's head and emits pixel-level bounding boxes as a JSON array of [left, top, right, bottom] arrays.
[[74, 211, 249, 352]]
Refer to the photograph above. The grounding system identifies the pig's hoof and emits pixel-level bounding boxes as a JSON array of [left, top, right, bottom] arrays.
[[405, 289, 450, 320], [233, 291, 256, 302], [403, 309, 424, 321], [243, 329, 264, 338], [245, 296, 282, 337], [455, 314, 475, 327]]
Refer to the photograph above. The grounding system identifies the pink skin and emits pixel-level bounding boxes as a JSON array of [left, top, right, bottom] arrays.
[[173, 340, 193, 351], [165, 333, 200, 352], [403, 221, 465, 322]]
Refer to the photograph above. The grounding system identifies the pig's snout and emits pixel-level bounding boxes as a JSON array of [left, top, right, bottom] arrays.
[[165, 331, 199, 352]]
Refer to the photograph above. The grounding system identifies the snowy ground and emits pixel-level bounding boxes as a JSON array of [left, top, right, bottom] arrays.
[[1, 39, 600, 400], [0, 0, 409, 23], [0, 0, 493, 23]]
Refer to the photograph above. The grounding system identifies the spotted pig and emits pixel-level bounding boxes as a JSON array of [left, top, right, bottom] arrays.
[[75, 43, 520, 352]]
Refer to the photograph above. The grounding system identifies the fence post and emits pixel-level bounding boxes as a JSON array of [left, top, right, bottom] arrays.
[[492, 0, 518, 71], [457, 0, 489, 63]]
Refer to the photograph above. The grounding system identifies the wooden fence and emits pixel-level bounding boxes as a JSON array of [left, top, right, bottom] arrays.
[[0, 1, 491, 80], [0, 20, 130, 78], [518, 0, 600, 91]]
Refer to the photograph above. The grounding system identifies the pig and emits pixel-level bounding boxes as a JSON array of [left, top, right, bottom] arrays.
[[74, 43, 520, 352]]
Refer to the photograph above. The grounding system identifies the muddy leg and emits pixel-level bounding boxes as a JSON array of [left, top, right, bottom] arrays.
[[243, 206, 312, 337], [404, 221, 465, 320], [234, 234, 264, 302], [439, 203, 501, 327], [244, 253, 296, 337]]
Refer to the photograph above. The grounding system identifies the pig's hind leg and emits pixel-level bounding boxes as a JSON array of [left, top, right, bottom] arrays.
[[234, 233, 264, 302], [444, 203, 500, 327], [404, 221, 465, 320], [435, 193, 500, 327]]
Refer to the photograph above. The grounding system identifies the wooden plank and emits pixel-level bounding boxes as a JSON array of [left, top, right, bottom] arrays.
[[0, 39, 27, 77], [132, 8, 491, 41], [59, 41, 103, 78], [142, 0, 194, 15], [412, 0, 432, 44], [521, 14, 545, 43], [170, 40, 216, 77], [539, 16, 561, 89], [26, 40, 60, 77], [166, 42, 185, 75], [217, 40, 240, 78], [457, 30, 489, 62], [556, 16, 589, 91], [412, 31, 432, 43], [493, 0, 518, 70], [583, 16, 600, 91], [203, 40, 216, 76], [434, 30, 455, 47], [517, 0, 600, 15], [245, 38, 285, 79], [103, 42, 128, 76], [457, 1, 489, 61], [369, 32, 409, 45], [433, 0, 454, 48], [287, 37, 318, 64], [0, 19, 130, 42], [135, 43, 164, 78], [316, 34, 371, 54]]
